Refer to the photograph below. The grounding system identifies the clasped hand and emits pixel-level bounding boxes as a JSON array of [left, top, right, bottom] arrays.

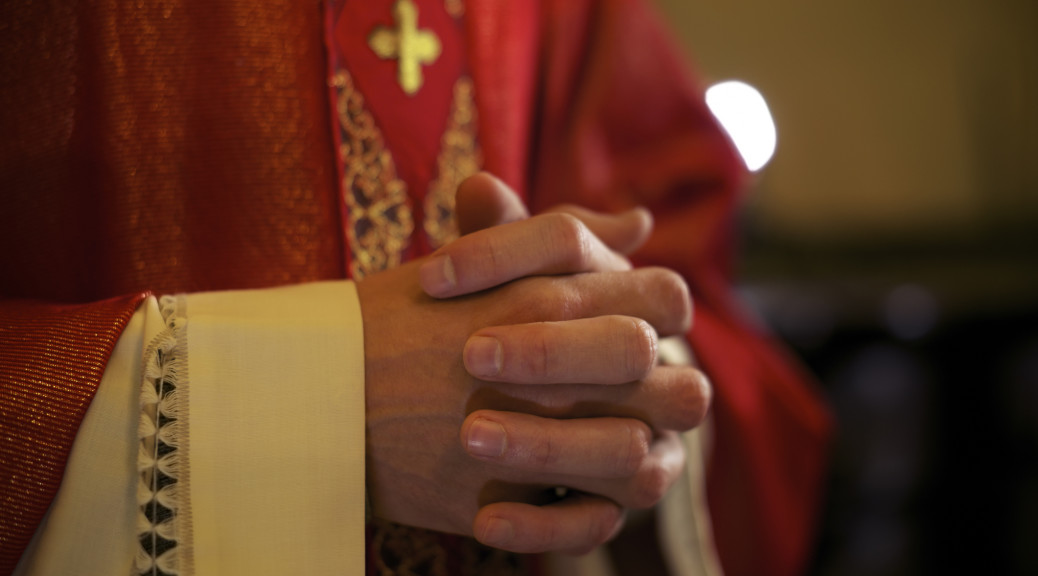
[[356, 174, 711, 555]]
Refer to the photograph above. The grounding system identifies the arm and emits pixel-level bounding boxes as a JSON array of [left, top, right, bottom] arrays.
[[6, 183, 703, 574]]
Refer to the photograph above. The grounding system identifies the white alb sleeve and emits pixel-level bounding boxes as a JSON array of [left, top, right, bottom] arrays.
[[15, 281, 366, 576]]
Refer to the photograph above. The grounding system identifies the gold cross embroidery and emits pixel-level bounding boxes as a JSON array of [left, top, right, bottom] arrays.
[[368, 0, 442, 95]]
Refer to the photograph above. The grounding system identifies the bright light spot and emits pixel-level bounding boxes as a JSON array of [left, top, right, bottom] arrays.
[[705, 80, 777, 172]]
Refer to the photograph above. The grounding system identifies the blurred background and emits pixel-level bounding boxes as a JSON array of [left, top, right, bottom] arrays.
[[654, 1, 1038, 574]]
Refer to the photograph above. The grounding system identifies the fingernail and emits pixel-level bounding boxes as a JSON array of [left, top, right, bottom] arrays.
[[419, 254, 456, 296], [467, 418, 507, 458], [480, 517, 514, 546], [465, 336, 502, 377]]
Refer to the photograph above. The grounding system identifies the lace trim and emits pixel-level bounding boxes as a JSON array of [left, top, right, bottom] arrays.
[[423, 76, 483, 250], [133, 296, 193, 576]]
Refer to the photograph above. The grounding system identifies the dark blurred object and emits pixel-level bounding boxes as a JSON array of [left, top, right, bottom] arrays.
[[740, 242, 1038, 576], [650, 0, 1037, 572]]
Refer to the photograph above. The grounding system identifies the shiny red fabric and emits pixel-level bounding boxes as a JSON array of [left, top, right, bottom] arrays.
[[0, 1, 830, 575], [0, 294, 146, 573], [0, 0, 346, 302]]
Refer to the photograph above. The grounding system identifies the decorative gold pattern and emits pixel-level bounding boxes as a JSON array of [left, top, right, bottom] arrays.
[[424, 77, 483, 249], [371, 519, 529, 576], [368, 0, 442, 95], [371, 520, 449, 576], [332, 70, 414, 279]]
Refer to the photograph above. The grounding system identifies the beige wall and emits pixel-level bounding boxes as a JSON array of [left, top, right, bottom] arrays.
[[654, 0, 1038, 244]]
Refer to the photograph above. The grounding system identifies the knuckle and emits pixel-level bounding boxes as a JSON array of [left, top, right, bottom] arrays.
[[483, 234, 505, 280], [622, 318, 658, 378], [555, 281, 586, 321], [520, 277, 585, 322], [618, 421, 651, 476], [531, 427, 561, 472], [549, 212, 594, 270], [530, 326, 553, 381]]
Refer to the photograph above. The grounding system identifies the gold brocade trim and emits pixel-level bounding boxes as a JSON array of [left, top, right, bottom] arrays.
[[459, 539, 528, 576], [423, 76, 483, 250], [332, 70, 414, 279], [371, 520, 448, 576], [370, 519, 529, 576]]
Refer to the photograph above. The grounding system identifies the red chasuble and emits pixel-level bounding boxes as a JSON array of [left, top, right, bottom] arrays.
[[0, 1, 830, 575]]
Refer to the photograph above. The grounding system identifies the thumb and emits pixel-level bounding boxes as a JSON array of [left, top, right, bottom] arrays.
[[454, 171, 654, 255], [456, 172, 530, 235]]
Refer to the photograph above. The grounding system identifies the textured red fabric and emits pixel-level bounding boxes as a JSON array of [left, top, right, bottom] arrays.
[[0, 0, 346, 302], [0, 294, 147, 574], [466, 0, 539, 199], [0, 0, 831, 574], [1, 1, 344, 571]]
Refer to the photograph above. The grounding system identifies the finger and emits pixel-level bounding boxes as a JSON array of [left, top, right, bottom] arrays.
[[453, 172, 652, 254], [563, 430, 686, 510], [461, 411, 652, 479], [464, 316, 658, 384], [419, 212, 631, 298], [503, 267, 692, 337], [462, 414, 686, 511], [546, 204, 653, 256], [473, 494, 625, 555], [455, 172, 530, 235], [469, 365, 712, 433]]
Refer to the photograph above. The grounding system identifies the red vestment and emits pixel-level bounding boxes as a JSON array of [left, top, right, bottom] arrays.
[[0, 1, 830, 574]]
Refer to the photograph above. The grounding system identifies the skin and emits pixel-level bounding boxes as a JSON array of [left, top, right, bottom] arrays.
[[356, 173, 711, 555]]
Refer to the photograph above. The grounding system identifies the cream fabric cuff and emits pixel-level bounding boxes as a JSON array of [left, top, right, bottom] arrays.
[[185, 281, 365, 575], [15, 281, 365, 576]]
